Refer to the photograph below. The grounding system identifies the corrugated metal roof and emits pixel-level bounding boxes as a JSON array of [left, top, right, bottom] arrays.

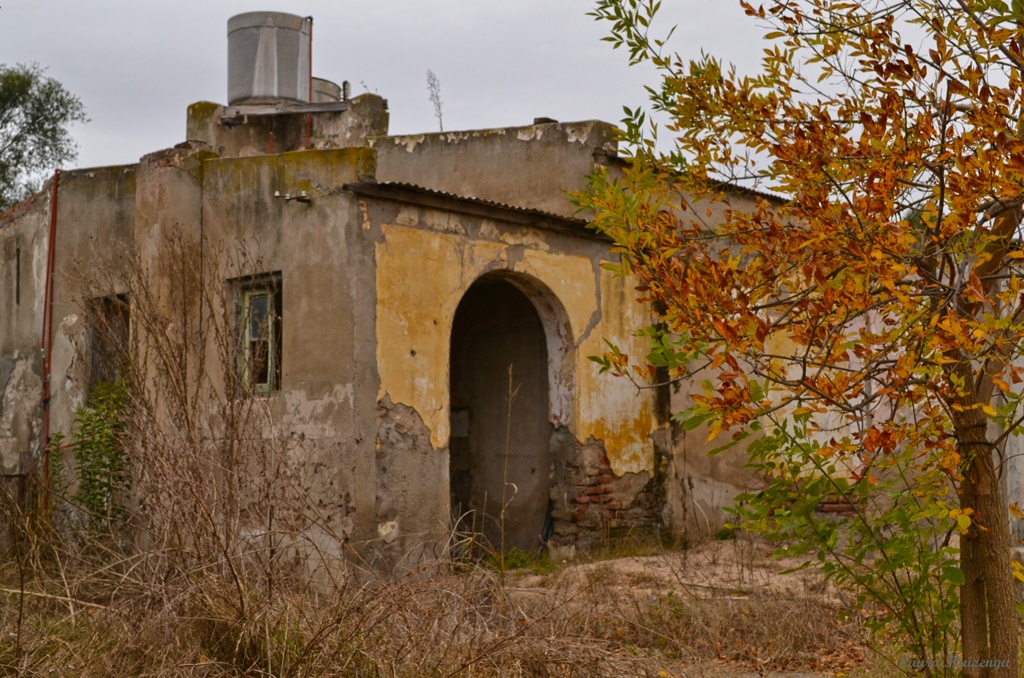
[[348, 181, 589, 224], [713, 180, 788, 204], [343, 181, 611, 242]]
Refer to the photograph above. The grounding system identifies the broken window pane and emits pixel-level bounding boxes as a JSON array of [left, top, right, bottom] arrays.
[[237, 274, 282, 394]]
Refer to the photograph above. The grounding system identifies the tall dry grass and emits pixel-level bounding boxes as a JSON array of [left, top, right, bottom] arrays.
[[0, 522, 862, 676], [0, 231, 865, 676]]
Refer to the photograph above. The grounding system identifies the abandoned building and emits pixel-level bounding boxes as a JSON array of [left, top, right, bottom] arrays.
[[0, 11, 765, 562]]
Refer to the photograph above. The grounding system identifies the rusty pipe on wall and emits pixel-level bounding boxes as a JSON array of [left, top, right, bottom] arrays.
[[40, 168, 61, 516], [305, 16, 313, 150]]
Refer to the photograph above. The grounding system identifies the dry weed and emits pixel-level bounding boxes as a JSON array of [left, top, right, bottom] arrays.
[[0, 518, 871, 677], [1, 231, 866, 677]]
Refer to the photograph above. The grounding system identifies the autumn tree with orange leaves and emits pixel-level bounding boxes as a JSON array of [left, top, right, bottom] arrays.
[[583, 0, 1024, 675]]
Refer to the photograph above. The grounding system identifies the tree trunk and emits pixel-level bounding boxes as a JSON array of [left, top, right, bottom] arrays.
[[955, 407, 1019, 678]]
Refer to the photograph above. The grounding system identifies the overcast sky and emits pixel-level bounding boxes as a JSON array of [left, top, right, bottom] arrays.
[[1, 0, 767, 171]]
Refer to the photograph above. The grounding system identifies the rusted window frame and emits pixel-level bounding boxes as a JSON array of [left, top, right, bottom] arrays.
[[235, 272, 283, 395]]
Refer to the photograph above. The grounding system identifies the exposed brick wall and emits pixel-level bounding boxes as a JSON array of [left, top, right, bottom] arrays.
[[550, 433, 662, 548]]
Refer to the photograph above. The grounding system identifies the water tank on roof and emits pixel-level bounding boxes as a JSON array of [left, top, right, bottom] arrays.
[[313, 77, 341, 103], [227, 12, 311, 105]]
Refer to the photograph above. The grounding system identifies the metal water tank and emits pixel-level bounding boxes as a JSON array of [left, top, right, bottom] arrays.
[[227, 12, 311, 105], [313, 77, 341, 103]]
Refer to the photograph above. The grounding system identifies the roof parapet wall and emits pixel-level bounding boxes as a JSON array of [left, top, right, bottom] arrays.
[[372, 120, 619, 220]]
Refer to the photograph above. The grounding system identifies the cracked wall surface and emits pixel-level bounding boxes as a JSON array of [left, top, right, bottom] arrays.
[[372, 213, 658, 478], [0, 106, 756, 561], [0, 189, 48, 484], [0, 351, 40, 475], [365, 183, 664, 547], [374, 120, 617, 219]]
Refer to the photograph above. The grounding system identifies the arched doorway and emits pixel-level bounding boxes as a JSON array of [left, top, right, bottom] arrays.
[[449, 275, 553, 552]]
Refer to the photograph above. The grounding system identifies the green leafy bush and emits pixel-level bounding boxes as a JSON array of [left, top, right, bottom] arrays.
[[67, 381, 130, 530]]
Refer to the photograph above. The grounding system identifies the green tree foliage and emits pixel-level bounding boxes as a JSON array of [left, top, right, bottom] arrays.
[[581, 1, 1024, 674], [0, 63, 86, 209]]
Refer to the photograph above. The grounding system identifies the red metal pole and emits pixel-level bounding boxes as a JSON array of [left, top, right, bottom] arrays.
[[305, 16, 313, 150], [41, 168, 61, 517]]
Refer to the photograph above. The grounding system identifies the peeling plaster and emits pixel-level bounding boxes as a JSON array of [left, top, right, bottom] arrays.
[[517, 127, 543, 142], [585, 409, 656, 476], [575, 267, 658, 477], [57, 315, 86, 409], [575, 257, 606, 348], [479, 220, 550, 250], [425, 211, 465, 235], [58, 313, 79, 338], [32, 229, 48, 320], [565, 125, 588, 144], [374, 395, 448, 558], [374, 218, 656, 478], [395, 205, 419, 227], [515, 250, 594, 343], [396, 135, 426, 152], [0, 351, 40, 472], [375, 223, 501, 447], [281, 383, 356, 439]]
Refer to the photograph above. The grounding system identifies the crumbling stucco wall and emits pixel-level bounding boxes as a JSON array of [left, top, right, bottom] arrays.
[[186, 94, 388, 160], [374, 120, 618, 219], [370, 214, 656, 468], [192, 145, 384, 546], [0, 165, 137, 501], [361, 192, 663, 549], [0, 193, 47, 487], [1, 100, 770, 560]]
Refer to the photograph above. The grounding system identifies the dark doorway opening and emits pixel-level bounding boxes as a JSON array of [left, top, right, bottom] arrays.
[[450, 276, 552, 553]]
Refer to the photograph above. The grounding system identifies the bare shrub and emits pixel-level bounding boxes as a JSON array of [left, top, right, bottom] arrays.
[[0, 229, 866, 676]]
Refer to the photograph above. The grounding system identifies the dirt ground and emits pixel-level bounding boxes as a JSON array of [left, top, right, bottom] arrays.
[[508, 537, 870, 677], [0, 532, 877, 677]]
